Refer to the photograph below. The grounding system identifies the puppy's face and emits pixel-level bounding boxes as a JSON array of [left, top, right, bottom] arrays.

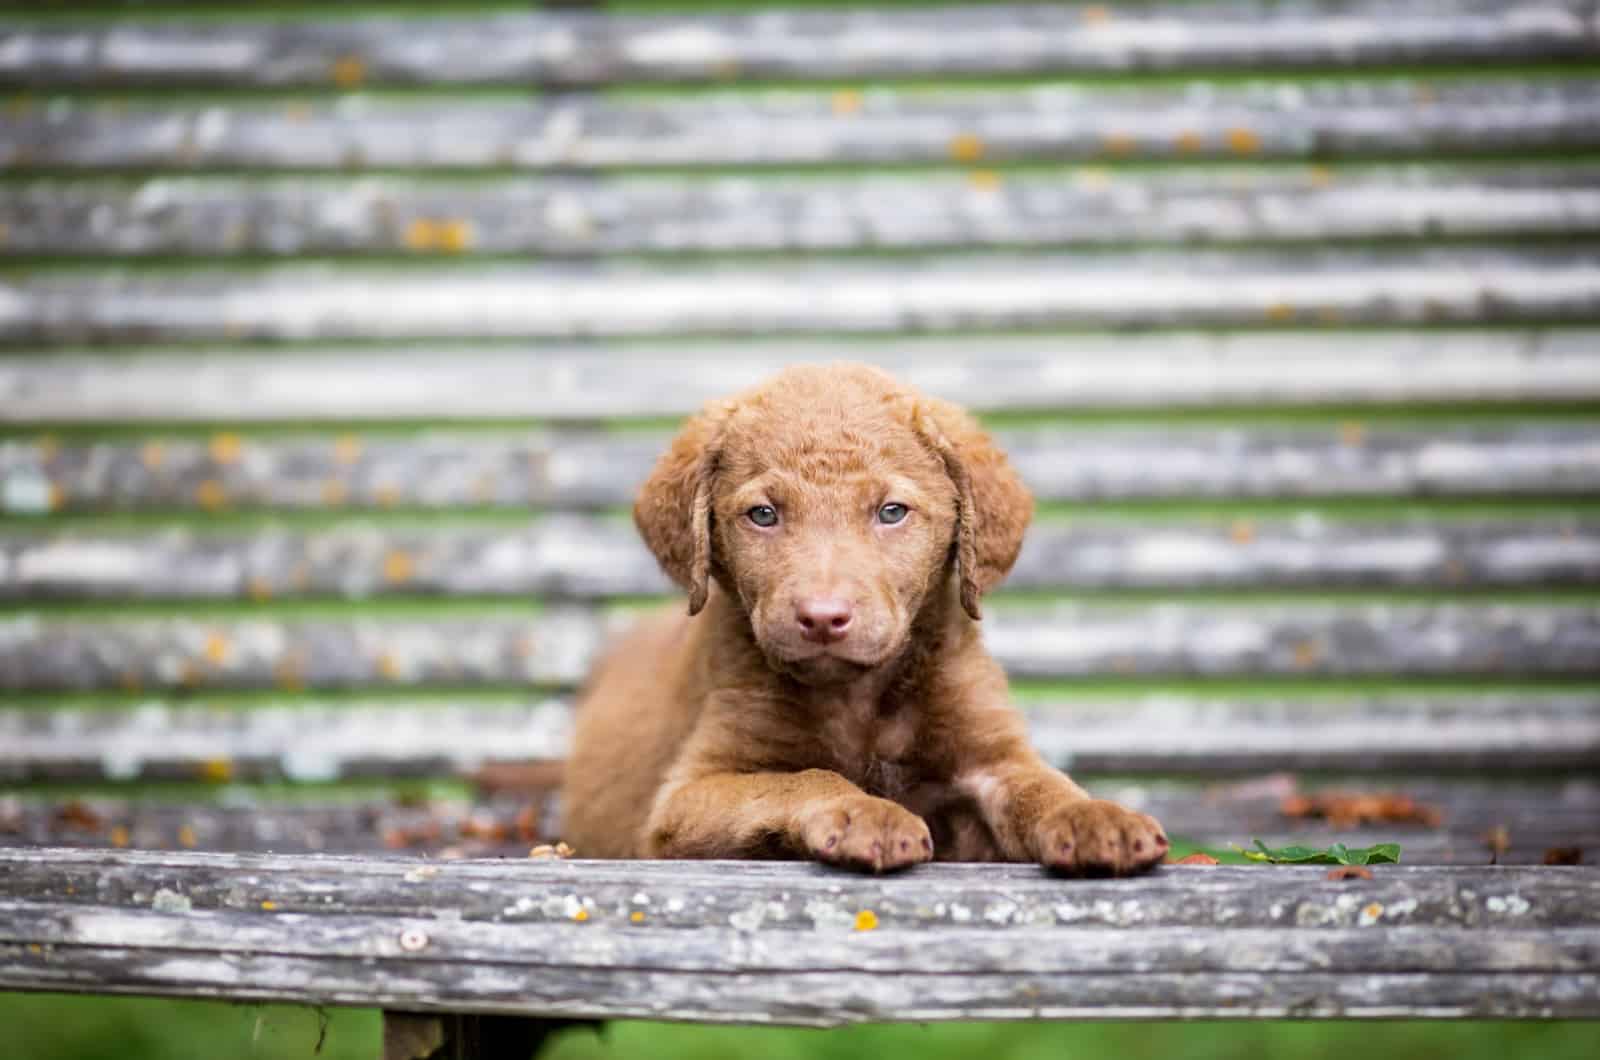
[[711, 412, 958, 684], [633, 362, 1033, 688]]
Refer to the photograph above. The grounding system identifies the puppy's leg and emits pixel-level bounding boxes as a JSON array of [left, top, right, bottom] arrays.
[[961, 756, 1168, 877], [644, 768, 933, 873]]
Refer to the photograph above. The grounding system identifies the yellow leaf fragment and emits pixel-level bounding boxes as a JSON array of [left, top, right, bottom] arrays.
[[209, 433, 242, 465], [383, 550, 415, 584], [948, 134, 985, 163], [1226, 127, 1261, 155], [333, 434, 363, 465], [200, 758, 234, 784], [331, 55, 366, 89], [204, 633, 230, 665], [196, 480, 227, 511], [853, 909, 878, 932]]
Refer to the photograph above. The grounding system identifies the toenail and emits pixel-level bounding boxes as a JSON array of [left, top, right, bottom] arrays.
[[922, 837, 933, 852], [1133, 840, 1144, 853], [900, 839, 910, 853], [825, 835, 838, 850]]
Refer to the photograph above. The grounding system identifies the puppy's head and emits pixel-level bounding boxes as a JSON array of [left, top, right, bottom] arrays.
[[634, 363, 1032, 685]]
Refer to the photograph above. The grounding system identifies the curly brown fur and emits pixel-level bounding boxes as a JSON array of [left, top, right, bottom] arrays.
[[561, 363, 1166, 875]]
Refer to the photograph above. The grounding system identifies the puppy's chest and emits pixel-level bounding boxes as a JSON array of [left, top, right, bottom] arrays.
[[817, 706, 925, 799]]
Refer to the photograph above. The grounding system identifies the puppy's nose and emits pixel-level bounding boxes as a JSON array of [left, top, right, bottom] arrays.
[[795, 597, 853, 643]]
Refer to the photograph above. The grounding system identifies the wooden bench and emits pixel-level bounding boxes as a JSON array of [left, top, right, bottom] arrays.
[[1, 0, 1598, 1050]]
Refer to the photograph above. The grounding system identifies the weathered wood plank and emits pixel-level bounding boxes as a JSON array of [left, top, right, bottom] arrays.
[[4, 518, 1599, 601], [0, 852, 1595, 1021], [985, 603, 1600, 680], [4, 778, 1595, 863], [1, 604, 1596, 692], [8, 954, 1595, 1022], [4, 251, 1599, 345], [9, 901, 1600, 975], [6, 426, 1600, 516], [3, 2, 1593, 89], [6, 848, 1596, 910], [6, 80, 1599, 172], [9, 166, 1600, 257], [6, 332, 1597, 424], [4, 692, 1595, 783]]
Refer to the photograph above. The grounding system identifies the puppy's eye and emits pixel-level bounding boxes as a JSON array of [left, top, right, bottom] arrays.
[[746, 505, 779, 528], [877, 503, 910, 525]]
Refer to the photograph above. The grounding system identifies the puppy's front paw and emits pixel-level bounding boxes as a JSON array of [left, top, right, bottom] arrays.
[[1034, 799, 1167, 877], [798, 795, 933, 874]]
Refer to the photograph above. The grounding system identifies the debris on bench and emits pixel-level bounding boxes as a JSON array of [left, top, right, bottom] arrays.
[[4, 775, 1594, 868]]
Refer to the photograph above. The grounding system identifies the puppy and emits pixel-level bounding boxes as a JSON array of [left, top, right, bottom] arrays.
[[561, 363, 1167, 874]]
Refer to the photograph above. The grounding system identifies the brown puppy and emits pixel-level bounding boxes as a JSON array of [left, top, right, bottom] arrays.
[[561, 363, 1167, 875]]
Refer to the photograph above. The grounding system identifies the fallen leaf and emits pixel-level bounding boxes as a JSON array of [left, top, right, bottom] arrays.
[[1167, 852, 1219, 866], [529, 841, 574, 860], [54, 800, 104, 833], [1544, 846, 1583, 866], [458, 813, 509, 842], [383, 821, 443, 849], [854, 910, 879, 932], [514, 804, 540, 842], [1325, 865, 1375, 881], [1281, 790, 1443, 829], [1237, 839, 1401, 866], [1483, 826, 1511, 865]]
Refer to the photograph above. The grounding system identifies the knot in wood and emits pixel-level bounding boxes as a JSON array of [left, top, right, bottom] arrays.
[[399, 928, 430, 952]]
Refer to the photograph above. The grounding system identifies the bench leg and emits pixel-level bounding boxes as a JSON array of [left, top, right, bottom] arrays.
[[383, 1011, 585, 1060]]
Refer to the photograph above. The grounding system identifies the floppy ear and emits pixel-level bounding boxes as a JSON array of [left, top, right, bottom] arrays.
[[633, 401, 733, 615], [913, 398, 1034, 621]]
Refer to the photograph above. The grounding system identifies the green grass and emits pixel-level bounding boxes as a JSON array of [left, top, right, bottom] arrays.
[[3, 995, 1598, 1060], [0, 995, 376, 1060], [548, 1021, 1600, 1060]]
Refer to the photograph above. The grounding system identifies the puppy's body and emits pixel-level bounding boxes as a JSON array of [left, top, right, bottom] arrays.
[[562, 364, 1166, 874]]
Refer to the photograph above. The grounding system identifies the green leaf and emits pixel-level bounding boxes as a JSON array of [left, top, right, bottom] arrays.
[[1234, 839, 1402, 865]]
